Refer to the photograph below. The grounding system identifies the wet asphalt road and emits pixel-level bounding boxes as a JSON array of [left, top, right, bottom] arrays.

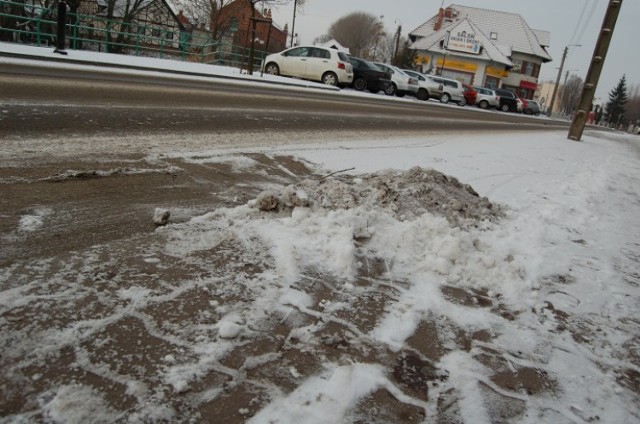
[[0, 63, 570, 139]]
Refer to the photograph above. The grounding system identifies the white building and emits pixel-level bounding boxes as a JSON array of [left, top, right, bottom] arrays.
[[409, 4, 552, 99]]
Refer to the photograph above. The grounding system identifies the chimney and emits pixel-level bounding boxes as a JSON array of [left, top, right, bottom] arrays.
[[434, 7, 445, 31]]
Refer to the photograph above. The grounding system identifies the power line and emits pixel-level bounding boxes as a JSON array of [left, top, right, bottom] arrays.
[[574, 0, 600, 46], [568, 0, 592, 45]]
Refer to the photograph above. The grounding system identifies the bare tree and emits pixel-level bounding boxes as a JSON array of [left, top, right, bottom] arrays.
[[102, 0, 155, 53], [319, 11, 385, 59], [625, 84, 640, 126], [560, 75, 584, 117], [174, 0, 233, 40]]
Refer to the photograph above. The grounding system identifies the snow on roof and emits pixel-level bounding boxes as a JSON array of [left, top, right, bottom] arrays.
[[532, 28, 551, 48], [320, 39, 350, 54], [412, 17, 513, 67], [410, 4, 552, 63]]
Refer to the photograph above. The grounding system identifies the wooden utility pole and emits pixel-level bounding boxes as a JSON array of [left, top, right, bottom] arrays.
[[568, 0, 623, 141], [393, 24, 402, 66], [290, 0, 297, 47], [547, 45, 573, 117]]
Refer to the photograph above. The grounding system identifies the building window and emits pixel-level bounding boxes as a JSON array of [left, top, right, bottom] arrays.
[[511, 59, 522, 73], [532, 63, 541, 78], [490, 32, 497, 40]]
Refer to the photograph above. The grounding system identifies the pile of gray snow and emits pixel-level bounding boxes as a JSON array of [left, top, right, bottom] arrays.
[[253, 166, 502, 227]]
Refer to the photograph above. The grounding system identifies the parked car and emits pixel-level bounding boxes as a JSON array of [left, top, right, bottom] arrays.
[[347, 56, 393, 94], [401, 69, 444, 101], [495, 88, 523, 112], [429, 75, 466, 105], [374, 62, 419, 97], [524, 99, 541, 115], [461, 83, 477, 106], [262, 45, 353, 87], [473, 87, 500, 109]]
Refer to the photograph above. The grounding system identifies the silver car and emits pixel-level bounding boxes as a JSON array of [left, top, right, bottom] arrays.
[[263, 46, 354, 87], [473, 87, 500, 109], [402, 69, 444, 101], [374, 62, 419, 97], [429, 75, 466, 105]]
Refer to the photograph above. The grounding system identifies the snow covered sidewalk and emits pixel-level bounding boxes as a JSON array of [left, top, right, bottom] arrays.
[[1, 130, 639, 423]]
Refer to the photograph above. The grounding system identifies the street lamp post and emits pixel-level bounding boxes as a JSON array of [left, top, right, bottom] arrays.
[[439, 51, 448, 75], [290, 0, 297, 47], [393, 19, 402, 66], [547, 44, 580, 117], [372, 15, 384, 61]]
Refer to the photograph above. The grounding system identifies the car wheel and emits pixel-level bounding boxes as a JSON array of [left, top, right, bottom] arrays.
[[416, 88, 429, 101], [440, 93, 451, 104], [500, 103, 510, 112], [478, 100, 489, 109], [353, 77, 367, 91], [265, 63, 279, 75], [321, 72, 338, 86], [458, 98, 467, 106], [385, 83, 397, 96]]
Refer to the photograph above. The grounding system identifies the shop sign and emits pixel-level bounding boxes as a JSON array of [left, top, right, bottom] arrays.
[[435, 58, 477, 72], [486, 66, 508, 78], [445, 30, 481, 55]]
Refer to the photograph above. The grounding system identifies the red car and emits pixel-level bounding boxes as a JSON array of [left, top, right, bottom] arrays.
[[462, 83, 477, 106]]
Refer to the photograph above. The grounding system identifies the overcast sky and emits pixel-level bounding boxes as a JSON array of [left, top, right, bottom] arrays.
[[267, 0, 637, 101]]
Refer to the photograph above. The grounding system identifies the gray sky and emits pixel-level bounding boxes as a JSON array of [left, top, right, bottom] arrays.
[[268, 0, 637, 101]]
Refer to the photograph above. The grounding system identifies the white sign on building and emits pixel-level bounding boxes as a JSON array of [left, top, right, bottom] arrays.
[[444, 30, 481, 55]]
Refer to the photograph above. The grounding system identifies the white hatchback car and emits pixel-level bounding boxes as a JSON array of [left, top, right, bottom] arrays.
[[374, 62, 419, 97], [262, 46, 353, 87]]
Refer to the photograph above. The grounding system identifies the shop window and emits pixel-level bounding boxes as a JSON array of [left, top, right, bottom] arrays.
[[484, 76, 500, 89]]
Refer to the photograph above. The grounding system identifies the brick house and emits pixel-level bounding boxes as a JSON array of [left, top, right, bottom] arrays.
[[214, 0, 288, 54]]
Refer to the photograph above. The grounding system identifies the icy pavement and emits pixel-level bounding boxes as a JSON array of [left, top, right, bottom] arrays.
[[1, 130, 639, 423]]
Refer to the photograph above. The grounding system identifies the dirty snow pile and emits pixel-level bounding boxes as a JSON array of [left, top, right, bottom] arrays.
[[254, 166, 502, 228]]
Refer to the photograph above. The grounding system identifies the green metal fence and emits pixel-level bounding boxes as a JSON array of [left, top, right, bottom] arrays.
[[0, 0, 270, 70]]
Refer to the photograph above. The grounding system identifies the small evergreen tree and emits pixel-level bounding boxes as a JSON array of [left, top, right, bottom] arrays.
[[605, 75, 629, 127], [395, 40, 417, 69]]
